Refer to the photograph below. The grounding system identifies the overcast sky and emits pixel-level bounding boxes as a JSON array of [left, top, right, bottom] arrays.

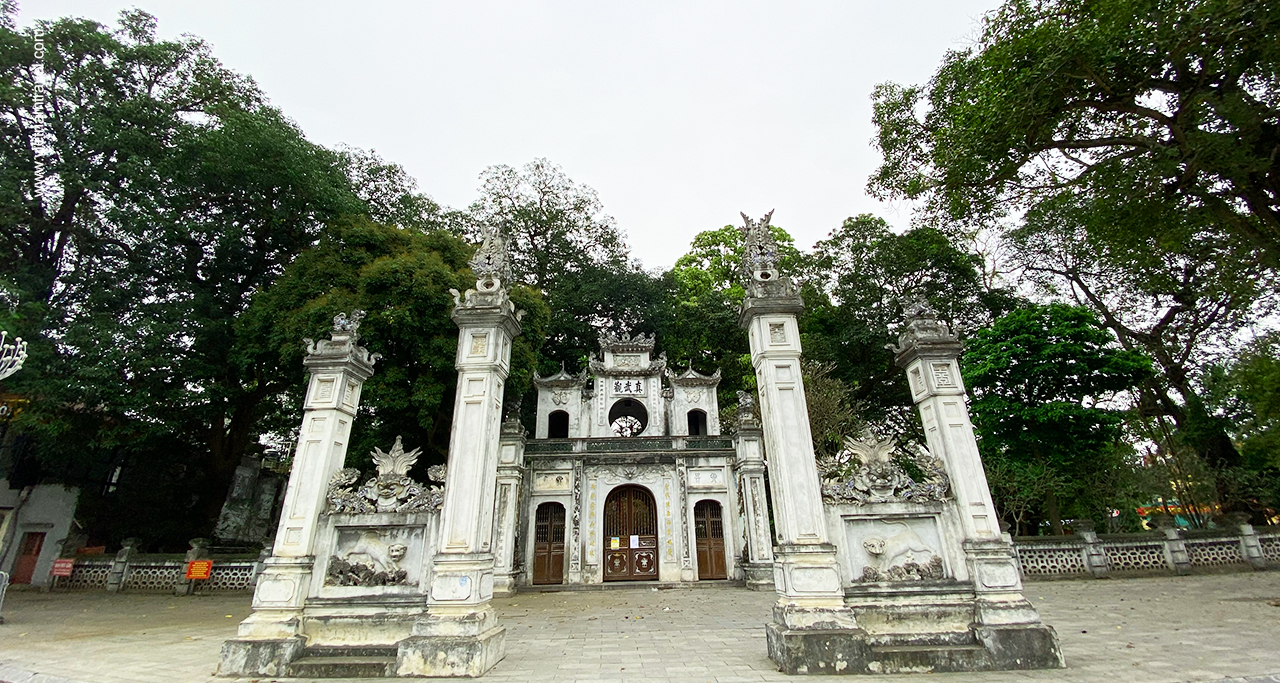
[[24, 1, 1000, 270]]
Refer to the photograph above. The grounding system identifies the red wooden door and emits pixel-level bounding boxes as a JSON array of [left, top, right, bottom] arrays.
[[532, 502, 566, 584], [694, 500, 727, 579], [603, 486, 658, 581], [12, 532, 45, 584]]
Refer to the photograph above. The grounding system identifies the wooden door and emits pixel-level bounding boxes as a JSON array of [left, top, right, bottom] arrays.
[[603, 486, 658, 581], [532, 502, 566, 585], [694, 500, 727, 580], [12, 531, 45, 584]]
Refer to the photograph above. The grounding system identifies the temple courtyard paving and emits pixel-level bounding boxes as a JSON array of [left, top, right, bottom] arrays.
[[0, 572, 1277, 683]]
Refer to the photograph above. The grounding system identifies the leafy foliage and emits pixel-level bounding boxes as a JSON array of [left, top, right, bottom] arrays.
[[963, 303, 1152, 533], [870, 0, 1280, 265]]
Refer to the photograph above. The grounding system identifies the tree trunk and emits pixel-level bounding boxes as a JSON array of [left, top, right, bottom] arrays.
[[1045, 490, 1064, 536]]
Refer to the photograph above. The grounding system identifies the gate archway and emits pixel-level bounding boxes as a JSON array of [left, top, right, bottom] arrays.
[[603, 485, 658, 581]]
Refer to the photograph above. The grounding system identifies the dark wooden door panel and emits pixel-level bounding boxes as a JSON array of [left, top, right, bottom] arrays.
[[533, 502, 566, 585], [13, 531, 44, 585], [694, 500, 727, 580], [603, 486, 658, 581]]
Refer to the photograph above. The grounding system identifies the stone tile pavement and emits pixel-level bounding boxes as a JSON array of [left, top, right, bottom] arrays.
[[0, 572, 1277, 683]]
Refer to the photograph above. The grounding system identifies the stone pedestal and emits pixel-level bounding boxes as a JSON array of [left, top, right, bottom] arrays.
[[737, 212, 860, 671], [397, 246, 522, 678], [884, 304, 1064, 672], [220, 313, 377, 677]]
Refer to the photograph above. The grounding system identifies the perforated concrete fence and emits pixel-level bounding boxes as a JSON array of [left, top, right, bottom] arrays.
[[1014, 524, 1279, 580], [51, 557, 262, 593]]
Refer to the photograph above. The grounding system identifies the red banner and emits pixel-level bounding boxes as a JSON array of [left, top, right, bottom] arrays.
[[50, 558, 75, 577], [185, 560, 213, 580]]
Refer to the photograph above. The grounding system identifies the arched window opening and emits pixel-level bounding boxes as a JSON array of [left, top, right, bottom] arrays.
[[547, 410, 570, 438], [608, 399, 649, 437], [687, 409, 708, 436]]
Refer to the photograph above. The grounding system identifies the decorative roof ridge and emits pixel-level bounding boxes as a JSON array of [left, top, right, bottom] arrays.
[[599, 331, 656, 352], [533, 362, 589, 386], [667, 364, 722, 385]]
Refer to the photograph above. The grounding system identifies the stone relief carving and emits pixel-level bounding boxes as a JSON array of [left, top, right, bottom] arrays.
[[886, 301, 960, 356], [677, 459, 691, 567], [303, 311, 382, 367], [859, 521, 944, 582], [468, 223, 513, 285], [325, 530, 410, 586], [738, 211, 801, 300], [819, 430, 950, 505], [325, 437, 446, 514], [595, 464, 664, 485], [569, 461, 583, 573]]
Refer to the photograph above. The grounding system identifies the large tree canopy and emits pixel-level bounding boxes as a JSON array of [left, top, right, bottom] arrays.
[[963, 303, 1152, 534], [800, 215, 1016, 428], [870, 0, 1280, 264]]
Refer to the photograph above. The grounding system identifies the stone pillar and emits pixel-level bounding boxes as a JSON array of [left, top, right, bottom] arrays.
[[890, 304, 1062, 659], [397, 227, 522, 678], [175, 538, 211, 596], [105, 537, 138, 593], [1073, 521, 1110, 579], [492, 417, 527, 597], [220, 312, 377, 677], [736, 213, 860, 673], [733, 391, 775, 590], [1154, 517, 1192, 575], [1230, 512, 1268, 570]]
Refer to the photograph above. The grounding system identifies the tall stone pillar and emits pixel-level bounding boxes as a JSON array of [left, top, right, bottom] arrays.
[[492, 416, 527, 597], [221, 313, 377, 676], [889, 304, 1063, 658], [397, 227, 522, 678], [733, 391, 775, 590], [737, 212, 861, 672]]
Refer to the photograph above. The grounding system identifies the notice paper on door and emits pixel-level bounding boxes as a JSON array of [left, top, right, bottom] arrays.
[[630, 535, 640, 548], [610, 537, 620, 550]]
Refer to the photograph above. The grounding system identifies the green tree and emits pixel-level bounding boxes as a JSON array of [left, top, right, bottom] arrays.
[[1199, 333, 1280, 519], [464, 158, 654, 383], [870, 0, 1280, 265], [239, 217, 549, 476], [660, 223, 802, 415], [1009, 191, 1278, 515], [802, 215, 1016, 429], [0, 11, 409, 546], [962, 303, 1152, 534]]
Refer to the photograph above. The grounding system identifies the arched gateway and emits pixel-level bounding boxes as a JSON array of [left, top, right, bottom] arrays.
[[602, 485, 658, 580]]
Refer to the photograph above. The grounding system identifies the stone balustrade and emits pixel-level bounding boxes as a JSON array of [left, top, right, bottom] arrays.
[[52, 554, 264, 593], [1014, 524, 1279, 580]]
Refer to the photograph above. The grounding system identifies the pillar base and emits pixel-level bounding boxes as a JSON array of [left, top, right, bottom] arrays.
[[396, 627, 506, 678], [765, 622, 1065, 675], [492, 573, 517, 598], [743, 562, 776, 591], [216, 636, 306, 677]]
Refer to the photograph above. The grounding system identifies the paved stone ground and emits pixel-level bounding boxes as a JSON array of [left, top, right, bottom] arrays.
[[0, 572, 1277, 683]]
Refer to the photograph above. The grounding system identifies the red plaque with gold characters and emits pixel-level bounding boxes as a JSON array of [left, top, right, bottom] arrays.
[[185, 560, 213, 580]]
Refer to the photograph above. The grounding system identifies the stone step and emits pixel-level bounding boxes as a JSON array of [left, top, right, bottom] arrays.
[[870, 643, 992, 672], [302, 645, 399, 658], [286, 655, 396, 678]]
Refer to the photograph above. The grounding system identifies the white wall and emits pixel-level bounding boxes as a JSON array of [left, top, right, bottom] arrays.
[[0, 480, 80, 587]]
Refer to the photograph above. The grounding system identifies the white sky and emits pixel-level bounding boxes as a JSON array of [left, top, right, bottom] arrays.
[[23, 1, 999, 270]]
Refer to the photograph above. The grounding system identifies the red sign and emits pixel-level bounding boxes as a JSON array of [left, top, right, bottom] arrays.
[[50, 558, 75, 577], [185, 560, 213, 580]]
